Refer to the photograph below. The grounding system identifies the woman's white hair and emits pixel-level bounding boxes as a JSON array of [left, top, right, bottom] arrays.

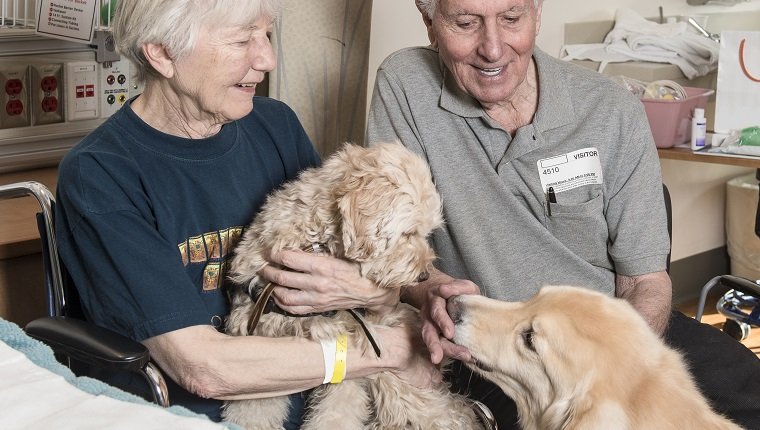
[[415, 0, 542, 19], [113, 0, 283, 84]]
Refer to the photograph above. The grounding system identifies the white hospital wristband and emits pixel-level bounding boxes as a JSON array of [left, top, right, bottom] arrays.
[[320, 338, 337, 385]]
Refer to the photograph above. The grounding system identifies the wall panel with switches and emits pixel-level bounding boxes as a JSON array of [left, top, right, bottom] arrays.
[[65, 61, 99, 121], [99, 60, 130, 118], [0, 1, 126, 172], [0, 53, 140, 172]]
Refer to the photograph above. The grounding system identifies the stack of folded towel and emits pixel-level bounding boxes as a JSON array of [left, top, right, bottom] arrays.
[[562, 8, 720, 79]]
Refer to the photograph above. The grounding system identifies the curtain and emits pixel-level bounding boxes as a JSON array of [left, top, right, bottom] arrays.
[[269, 0, 373, 156]]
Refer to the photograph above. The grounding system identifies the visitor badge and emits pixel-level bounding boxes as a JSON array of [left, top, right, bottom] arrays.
[[536, 147, 603, 193]]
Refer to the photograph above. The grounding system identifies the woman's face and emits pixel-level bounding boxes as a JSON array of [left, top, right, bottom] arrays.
[[171, 16, 275, 124], [429, 0, 541, 106]]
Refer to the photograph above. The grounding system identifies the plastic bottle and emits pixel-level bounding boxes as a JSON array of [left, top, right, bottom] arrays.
[[691, 108, 707, 150]]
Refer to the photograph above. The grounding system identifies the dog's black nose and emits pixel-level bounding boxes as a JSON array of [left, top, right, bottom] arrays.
[[417, 271, 430, 282], [447, 296, 462, 324]]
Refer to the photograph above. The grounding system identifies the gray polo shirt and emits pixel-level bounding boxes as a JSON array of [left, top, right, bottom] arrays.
[[366, 46, 670, 301]]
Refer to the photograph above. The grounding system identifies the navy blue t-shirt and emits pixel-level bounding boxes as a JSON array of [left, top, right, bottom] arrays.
[[55, 96, 320, 421]]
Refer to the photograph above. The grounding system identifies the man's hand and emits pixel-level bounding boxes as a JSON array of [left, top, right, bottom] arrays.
[[403, 268, 481, 364]]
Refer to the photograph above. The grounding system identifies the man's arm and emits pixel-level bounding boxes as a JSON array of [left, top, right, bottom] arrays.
[[615, 271, 672, 335]]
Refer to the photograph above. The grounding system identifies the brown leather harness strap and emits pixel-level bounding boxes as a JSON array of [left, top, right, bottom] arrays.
[[246, 281, 276, 336]]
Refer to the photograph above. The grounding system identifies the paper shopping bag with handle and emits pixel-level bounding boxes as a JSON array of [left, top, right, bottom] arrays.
[[714, 31, 760, 134]]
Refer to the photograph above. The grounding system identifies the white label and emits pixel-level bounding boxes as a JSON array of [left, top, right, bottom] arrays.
[[36, 0, 97, 43], [537, 147, 603, 193]]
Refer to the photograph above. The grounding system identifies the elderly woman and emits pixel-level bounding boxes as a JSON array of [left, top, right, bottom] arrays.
[[367, 0, 760, 428], [55, 0, 437, 427]]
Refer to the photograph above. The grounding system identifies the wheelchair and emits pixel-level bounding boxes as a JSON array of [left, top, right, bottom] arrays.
[[693, 169, 760, 343], [0, 180, 170, 407]]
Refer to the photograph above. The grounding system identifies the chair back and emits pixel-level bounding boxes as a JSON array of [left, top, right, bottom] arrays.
[[663, 183, 672, 274], [0, 181, 67, 316]]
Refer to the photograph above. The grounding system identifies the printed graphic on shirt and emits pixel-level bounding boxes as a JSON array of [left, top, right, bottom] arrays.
[[227, 228, 243, 255], [203, 262, 222, 291], [204, 232, 221, 259], [219, 228, 232, 258], [188, 235, 206, 263], [178, 227, 244, 292], [537, 147, 603, 193], [179, 242, 188, 266]]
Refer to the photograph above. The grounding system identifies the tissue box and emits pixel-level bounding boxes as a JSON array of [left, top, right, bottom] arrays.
[[641, 87, 714, 148]]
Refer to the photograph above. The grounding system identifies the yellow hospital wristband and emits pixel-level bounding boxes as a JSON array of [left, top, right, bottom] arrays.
[[330, 334, 348, 384]]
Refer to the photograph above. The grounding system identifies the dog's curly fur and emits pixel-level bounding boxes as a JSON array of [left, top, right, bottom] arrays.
[[222, 142, 480, 430]]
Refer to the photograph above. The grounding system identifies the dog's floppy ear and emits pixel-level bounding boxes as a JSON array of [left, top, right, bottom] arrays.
[[541, 378, 593, 430], [338, 176, 384, 261]]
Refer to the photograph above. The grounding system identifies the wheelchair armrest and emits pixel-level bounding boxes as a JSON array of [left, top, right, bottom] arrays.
[[695, 275, 760, 322], [719, 275, 760, 297], [25, 316, 150, 372]]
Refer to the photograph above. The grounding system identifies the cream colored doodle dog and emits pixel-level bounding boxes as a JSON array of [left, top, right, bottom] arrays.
[[223, 142, 481, 430], [448, 286, 744, 430]]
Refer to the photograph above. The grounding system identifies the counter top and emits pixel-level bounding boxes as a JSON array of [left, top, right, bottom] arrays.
[[658, 146, 760, 169], [0, 167, 58, 259]]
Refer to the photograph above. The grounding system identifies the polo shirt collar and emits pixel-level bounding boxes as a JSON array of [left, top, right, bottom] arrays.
[[439, 56, 484, 118]]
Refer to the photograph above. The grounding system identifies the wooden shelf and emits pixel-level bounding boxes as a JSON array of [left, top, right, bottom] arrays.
[[658, 147, 760, 170]]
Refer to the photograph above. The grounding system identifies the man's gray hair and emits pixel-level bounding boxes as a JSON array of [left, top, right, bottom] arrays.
[[113, 0, 283, 84], [416, 0, 542, 19]]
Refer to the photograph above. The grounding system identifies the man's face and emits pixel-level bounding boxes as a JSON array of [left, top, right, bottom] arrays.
[[428, 0, 542, 106]]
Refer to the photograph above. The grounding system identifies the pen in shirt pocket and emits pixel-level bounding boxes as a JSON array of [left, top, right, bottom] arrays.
[[547, 186, 557, 216]]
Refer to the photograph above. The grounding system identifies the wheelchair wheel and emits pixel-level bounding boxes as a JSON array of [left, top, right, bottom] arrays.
[[722, 319, 751, 341]]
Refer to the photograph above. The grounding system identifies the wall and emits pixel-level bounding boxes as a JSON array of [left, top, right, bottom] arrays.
[[367, 0, 760, 298]]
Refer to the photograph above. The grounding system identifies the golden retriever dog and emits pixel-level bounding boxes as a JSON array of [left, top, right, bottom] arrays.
[[223, 142, 481, 430], [448, 286, 743, 430]]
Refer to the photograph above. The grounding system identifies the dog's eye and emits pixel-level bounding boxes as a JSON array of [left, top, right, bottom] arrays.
[[417, 271, 430, 282], [521, 327, 536, 352]]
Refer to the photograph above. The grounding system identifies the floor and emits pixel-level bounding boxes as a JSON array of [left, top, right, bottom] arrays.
[[677, 293, 760, 358]]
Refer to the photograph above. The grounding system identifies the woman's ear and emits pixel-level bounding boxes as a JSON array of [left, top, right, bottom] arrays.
[[141, 43, 175, 79]]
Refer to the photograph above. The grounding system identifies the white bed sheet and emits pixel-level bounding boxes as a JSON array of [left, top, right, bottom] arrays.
[[0, 340, 227, 429]]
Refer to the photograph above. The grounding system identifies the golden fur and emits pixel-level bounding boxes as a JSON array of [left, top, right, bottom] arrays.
[[449, 286, 744, 430], [223, 142, 480, 430]]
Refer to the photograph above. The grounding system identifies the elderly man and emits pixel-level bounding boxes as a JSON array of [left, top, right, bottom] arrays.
[[367, 0, 760, 428]]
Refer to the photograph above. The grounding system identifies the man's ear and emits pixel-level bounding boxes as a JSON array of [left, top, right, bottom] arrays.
[[416, 1, 437, 47], [141, 42, 175, 79]]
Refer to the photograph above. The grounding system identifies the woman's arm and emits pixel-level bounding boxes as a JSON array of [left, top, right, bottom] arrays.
[[143, 322, 440, 401]]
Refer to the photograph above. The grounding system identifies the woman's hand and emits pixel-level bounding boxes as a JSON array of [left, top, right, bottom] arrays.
[[372, 324, 442, 389], [258, 249, 400, 316]]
